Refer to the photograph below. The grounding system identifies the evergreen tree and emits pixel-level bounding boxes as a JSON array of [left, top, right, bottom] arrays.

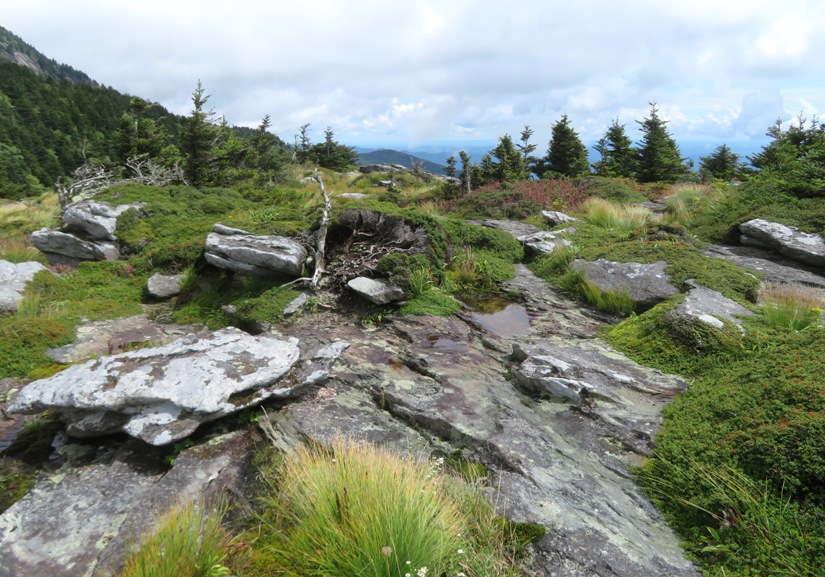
[[295, 123, 312, 164], [459, 150, 472, 195], [476, 135, 528, 185], [635, 103, 689, 183], [748, 114, 825, 197], [181, 81, 217, 187], [308, 127, 358, 171], [117, 96, 178, 165], [699, 144, 745, 182], [538, 115, 589, 178], [592, 118, 636, 178], [517, 125, 538, 175]]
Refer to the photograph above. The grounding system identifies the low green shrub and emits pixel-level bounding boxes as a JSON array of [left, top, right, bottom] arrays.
[[399, 288, 462, 317]]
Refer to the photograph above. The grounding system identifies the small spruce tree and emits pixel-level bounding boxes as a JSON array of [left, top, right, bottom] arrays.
[[634, 102, 689, 183], [592, 118, 636, 178], [538, 114, 589, 178]]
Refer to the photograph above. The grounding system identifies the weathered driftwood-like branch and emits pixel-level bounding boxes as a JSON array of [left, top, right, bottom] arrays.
[[56, 156, 186, 212], [282, 169, 332, 290]]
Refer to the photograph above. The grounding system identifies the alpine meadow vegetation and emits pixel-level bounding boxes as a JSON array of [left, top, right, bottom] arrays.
[[4, 57, 825, 577]]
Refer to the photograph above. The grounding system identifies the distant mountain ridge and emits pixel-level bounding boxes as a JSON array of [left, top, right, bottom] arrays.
[[356, 148, 446, 175], [0, 25, 93, 84]]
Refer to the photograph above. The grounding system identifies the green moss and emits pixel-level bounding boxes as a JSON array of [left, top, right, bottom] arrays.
[[0, 414, 63, 512], [0, 317, 74, 378], [233, 287, 300, 326], [493, 517, 547, 557], [399, 288, 461, 316]]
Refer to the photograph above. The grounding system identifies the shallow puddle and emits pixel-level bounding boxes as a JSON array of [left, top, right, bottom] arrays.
[[462, 296, 532, 339]]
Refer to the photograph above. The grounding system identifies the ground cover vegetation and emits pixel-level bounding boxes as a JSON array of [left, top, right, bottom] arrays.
[[3, 61, 825, 575]]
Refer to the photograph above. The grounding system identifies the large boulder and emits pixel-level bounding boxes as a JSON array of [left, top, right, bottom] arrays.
[[30, 228, 119, 266], [204, 224, 307, 277], [739, 219, 825, 267], [61, 200, 142, 241], [571, 259, 678, 309], [0, 260, 47, 312], [8, 327, 303, 445]]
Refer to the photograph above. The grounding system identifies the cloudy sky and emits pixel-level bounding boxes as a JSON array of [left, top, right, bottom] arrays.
[[5, 0, 825, 158]]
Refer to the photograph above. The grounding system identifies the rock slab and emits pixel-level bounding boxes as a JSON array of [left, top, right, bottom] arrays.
[[61, 200, 142, 241], [0, 260, 47, 312], [518, 228, 575, 256], [9, 327, 301, 445], [673, 283, 754, 329], [204, 224, 307, 277], [572, 259, 678, 309], [739, 218, 825, 267], [30, 228, 119, 266]]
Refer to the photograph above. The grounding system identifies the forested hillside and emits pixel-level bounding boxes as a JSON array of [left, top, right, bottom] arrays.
[[0, 61, 185, 199]]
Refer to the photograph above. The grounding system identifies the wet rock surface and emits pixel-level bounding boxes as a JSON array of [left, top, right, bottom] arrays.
[[0, 264, 700, 577], [263, 265, 698, 577]]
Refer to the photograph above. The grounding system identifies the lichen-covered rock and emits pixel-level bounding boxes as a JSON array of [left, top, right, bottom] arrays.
[[204, 224, 307, 277], [146, 272, 184, 299], [0, 260, 47, 312], [30, 228, 119, 266], [517, 228, 575, 256], [541, 210, 581, 227], [672, 282, 753, 329], [572, 258, 678, 309], [61, 200, 142, 241], [9, 327, 302, 445], [0, 431, 255, 577], [347, 276, 405, 304], [740, 218, 825, 267]]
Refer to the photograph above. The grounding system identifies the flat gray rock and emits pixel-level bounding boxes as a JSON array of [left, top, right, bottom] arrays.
[[0, 431, 254, 577], [9, 327, 302, 445], [740, 218, 825, 267], [673, 283, 754, 329], [474, 219, 541, 238], [204, 224, 306, 277], [0, 260, 47, 312], [30, 228, 119, 266], [347, 276, 405, 304], [61, 200, 142, 241], [572, 259, 678, 309]]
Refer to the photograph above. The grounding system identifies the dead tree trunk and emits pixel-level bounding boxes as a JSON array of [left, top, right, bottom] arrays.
[[310, 169, 331, 289]]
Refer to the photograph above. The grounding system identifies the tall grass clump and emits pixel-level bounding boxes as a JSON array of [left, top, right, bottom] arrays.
[[760, 282, 824, 331], [582, 198, 650, 232], [253, 439, 463, 577], [558, 267, 636, 316], [120, 500, 239, 577], [244, 437, 527, 577]]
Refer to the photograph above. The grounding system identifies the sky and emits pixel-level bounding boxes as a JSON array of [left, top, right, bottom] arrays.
[[5, 0, 825, 159]]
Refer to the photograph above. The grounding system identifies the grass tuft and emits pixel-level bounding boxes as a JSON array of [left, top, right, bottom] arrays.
[[120, 500, 240, 577], [581, 198, 650, 232], [759, 282, 824, 331]]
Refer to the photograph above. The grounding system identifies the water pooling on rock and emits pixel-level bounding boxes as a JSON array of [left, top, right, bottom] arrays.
[[462, 295, 533, 338]]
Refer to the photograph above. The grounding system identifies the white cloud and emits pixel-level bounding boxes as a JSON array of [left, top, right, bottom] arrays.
[[4, 0, 825, 152]]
